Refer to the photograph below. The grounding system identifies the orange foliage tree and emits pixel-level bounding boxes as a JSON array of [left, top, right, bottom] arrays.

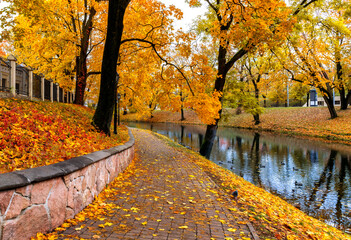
[[92, 0, 188, 134], [2, 0, 106, 104], [189, 0, 304, 156]]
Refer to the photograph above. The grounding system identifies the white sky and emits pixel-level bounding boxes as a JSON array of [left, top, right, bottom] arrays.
[[158, 0, 208, 31]]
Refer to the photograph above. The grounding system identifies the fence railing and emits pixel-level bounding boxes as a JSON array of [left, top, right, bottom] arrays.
[[0, 54, 75, 104]]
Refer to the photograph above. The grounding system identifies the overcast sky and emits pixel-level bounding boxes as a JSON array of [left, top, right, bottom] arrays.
[[158, 0, 207, 31]]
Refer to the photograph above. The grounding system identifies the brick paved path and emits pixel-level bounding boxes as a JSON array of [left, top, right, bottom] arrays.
[[57, 129, 259, 240]]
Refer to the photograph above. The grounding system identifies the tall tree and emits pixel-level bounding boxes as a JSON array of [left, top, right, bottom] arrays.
[[92, 0, 213, 134], [2, 0, 105, 103], [92, 0, 130, 135], [190, 0, 310, 156]]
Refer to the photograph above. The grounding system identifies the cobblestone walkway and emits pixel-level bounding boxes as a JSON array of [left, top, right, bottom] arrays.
[[57, 129, 259, 240]]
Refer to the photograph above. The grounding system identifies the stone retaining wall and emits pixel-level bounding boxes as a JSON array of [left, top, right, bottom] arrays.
[[0, 129, 135, 240]]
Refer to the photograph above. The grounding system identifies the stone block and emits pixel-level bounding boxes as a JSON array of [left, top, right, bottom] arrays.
[[0, 190, 14, 215], [31, 179, 56, 204], [2, 205, 50, 240], [16, 185, 32, 197], [48, 178, 68, 229], [5, 194, 30, 220], [66, 207, 74, 219]]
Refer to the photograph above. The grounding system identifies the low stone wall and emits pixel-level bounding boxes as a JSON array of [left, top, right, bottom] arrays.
[[0, 129, 135, 240]]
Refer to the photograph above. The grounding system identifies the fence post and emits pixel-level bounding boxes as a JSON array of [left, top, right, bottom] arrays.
[[41, 75, 45, 101], [57, 84, 60, 102], [50, 81, 53, 102], [8, 54, 17, 96], [28, 67, 33, 101]]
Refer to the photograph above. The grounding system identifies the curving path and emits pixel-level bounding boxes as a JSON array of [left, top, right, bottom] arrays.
[[56, 129, 259, 240]]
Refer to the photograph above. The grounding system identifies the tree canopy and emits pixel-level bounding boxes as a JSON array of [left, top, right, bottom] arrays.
[[1, 0, 350, 135]]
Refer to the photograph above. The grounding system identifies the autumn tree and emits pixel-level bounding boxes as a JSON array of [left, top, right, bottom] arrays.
[[92, 0, 187, 134], [285, 20, 338, 118], [189, 0, 316, 156], [2, 0, 106, 103], [320, 0, 351, 110]]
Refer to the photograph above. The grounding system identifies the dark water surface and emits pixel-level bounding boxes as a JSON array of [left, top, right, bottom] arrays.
[[128, 122, 351, 233]]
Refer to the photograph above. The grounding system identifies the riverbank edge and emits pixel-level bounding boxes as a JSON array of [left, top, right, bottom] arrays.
[[150, 130, 351, 239], [122, 109, 351, 147]]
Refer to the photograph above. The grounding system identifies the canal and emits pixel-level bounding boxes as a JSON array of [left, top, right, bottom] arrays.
[[128, 122, 351, 233]]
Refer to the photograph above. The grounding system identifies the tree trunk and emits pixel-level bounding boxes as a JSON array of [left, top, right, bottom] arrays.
[[200, 43, 248, 156], [74, 7, 96, 105], [181, 108, 185, 121], [92, 0, 130, 135], [306, 92, 310, 107], [252, 75, 260, 125], [180, 90, 185, 121], [199, 123, 218, 158], [339, 86, 348, 110], [253, 114, 260, 125], [323, 94, 338, 119], [262, 94, 267, 108]]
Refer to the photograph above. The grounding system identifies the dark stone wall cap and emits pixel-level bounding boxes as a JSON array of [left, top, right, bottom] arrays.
[[14, 165, 65, 184], [104, 145, 125, 155], [0, 172, 30, 191], [84, 151, 110, 162], [53, 156, 94, 174]]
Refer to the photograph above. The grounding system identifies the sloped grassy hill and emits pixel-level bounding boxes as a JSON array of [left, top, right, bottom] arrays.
[[0, 98, 128, 173]]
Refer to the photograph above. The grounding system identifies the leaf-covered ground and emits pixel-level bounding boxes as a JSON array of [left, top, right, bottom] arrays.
[[34, 129, 350, 240], [35, 129, 256, 240], [0, 98, 128, 173], [122, 107, 351, 145]]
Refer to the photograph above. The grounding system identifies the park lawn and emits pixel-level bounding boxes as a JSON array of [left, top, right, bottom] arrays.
[[122, 107, 351, 145], [0, 98, 129, 173]]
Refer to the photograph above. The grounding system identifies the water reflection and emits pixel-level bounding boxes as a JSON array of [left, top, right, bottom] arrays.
[[128, 122, 351, 233]]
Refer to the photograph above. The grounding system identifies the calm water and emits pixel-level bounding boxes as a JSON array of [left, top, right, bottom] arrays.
[[128, 122, 351, 233]]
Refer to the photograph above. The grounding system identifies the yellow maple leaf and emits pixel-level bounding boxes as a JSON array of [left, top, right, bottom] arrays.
[[61, 223, 71, 228], [227, 228, 237, 232], [142, 221, 147, 226], [178, 226, 188, 229]]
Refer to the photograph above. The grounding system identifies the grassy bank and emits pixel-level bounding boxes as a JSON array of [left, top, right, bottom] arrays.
[[0, 98, 129, 173], [122, 107, 351, 145]]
